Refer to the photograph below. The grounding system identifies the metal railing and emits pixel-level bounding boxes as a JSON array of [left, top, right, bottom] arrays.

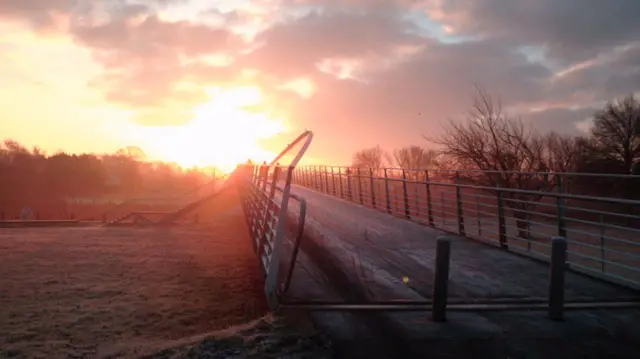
[[236, 130, 314, 309], [291, 166, 640, 290], [238, 164, 308, 309]]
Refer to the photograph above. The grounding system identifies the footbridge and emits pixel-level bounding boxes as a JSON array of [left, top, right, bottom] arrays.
[[236, 130, 640, 358]]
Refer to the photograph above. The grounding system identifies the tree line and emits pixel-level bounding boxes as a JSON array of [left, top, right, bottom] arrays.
[[0, 142, 215, 217], [351, 89, 640, 236], [353, 89, 640, 195]]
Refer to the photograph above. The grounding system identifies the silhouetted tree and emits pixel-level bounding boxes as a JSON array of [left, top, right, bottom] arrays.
[[391, 145, 439, 179], [427, 87, 555, 241], [543, 132, 585, 173], [590, 94, 640, 174], [352, 145, 387, 170], [0, 139, 213, 218]]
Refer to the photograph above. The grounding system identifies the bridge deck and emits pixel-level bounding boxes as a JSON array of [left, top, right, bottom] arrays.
[[285, 184, 637, 302], [278, 184, 640, 359]]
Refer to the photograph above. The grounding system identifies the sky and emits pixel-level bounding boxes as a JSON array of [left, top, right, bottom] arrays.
[[0, 0, 639, 171]]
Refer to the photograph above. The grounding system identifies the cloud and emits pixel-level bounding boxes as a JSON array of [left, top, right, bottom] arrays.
[[2, 0, 639, 162], [520, 107, 597, 136], [416, 0, 640, 66], [238, 7, 422, 77], [0, 0, 71, 30], [66, 3, 243, 125]]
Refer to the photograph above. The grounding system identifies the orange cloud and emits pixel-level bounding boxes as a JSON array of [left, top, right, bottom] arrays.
[[1, 0, 638, 167]]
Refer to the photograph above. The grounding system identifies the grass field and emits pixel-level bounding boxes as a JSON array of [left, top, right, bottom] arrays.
[[0, 189, 275, 358]]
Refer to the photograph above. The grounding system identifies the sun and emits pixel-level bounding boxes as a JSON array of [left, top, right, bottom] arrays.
[[140, 86, 287, 173]]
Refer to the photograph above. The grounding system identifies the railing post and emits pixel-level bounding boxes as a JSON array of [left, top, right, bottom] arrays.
[[260, 164, 269, 192], [338, 167, 344, 199], [286, 165, 294, 187], [346, 168, 354, 201], [258, 167, 281, 260], [548, 236, 567, 321], [497, 176, 507, 249], [370, 168, 376, 209], [357, 167, 364, 204], [300, 167, 304, 187], [306, 167, 311, 188], [402, 169, 410, 219], [331, 167, 336, 196], [324, 166, 330, 194], [432, 236, 452, 322], [425, 170, 434, 226], [249, 165, 257, 184], [384, 168, 392, 214], [310, 166, 315, 189], [455, 171, 465, 236], [556, 174, 567, 238]]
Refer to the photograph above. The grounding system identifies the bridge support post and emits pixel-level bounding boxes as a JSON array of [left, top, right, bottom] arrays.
[[384, 168, 391, 214], [548, 236, 567, 321], [432, 236, 452, 322], [305, 167, 310, 187], [425, 170, 434, 226], [346, 168, 354, 202], [496, 177, 507, 249], [338, 167, 344, 199], [455, 171, 465, 236], [331, 167, 337, 196], [402, 169, 410, 219], [370, 168, 376, 209], [324, 166, 330, 194], [357, 167, 364, 204]]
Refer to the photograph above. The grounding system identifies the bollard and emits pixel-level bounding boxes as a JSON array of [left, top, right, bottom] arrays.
[[548, 236, 567, 321], [432, 236, 452, 322]]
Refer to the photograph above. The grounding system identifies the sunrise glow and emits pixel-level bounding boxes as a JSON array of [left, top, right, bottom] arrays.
[[1, 0, 635, 169], [139, 87, 287, 172]]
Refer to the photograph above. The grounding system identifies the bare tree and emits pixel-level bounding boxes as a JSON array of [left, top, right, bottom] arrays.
[[352, 145, 387, 170], [426, 87, 554, 242], [591, 94, 640, 174], [392, 146, 439, 180], [543, 132, 584, 173]]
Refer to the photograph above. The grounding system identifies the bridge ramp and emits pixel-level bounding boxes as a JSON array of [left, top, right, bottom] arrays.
[[278, 184, 640, 359]]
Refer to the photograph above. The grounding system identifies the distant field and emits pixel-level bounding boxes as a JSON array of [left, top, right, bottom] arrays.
[[0, 199, 268, 358]]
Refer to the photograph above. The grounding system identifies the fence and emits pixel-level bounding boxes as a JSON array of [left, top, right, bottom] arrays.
[[290, 166, 640, 290], [237, 130, 313, 309]]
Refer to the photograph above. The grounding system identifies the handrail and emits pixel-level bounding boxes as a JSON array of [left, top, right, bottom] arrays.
[[311, 165, 640, 179], [292, 165, 640, 290]]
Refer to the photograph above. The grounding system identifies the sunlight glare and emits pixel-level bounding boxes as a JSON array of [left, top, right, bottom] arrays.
[[141, 87, 287, 173]]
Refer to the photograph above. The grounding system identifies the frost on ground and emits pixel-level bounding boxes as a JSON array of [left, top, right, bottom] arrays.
[[133, 315, 332, 359], [0, 188, 330, 359]]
